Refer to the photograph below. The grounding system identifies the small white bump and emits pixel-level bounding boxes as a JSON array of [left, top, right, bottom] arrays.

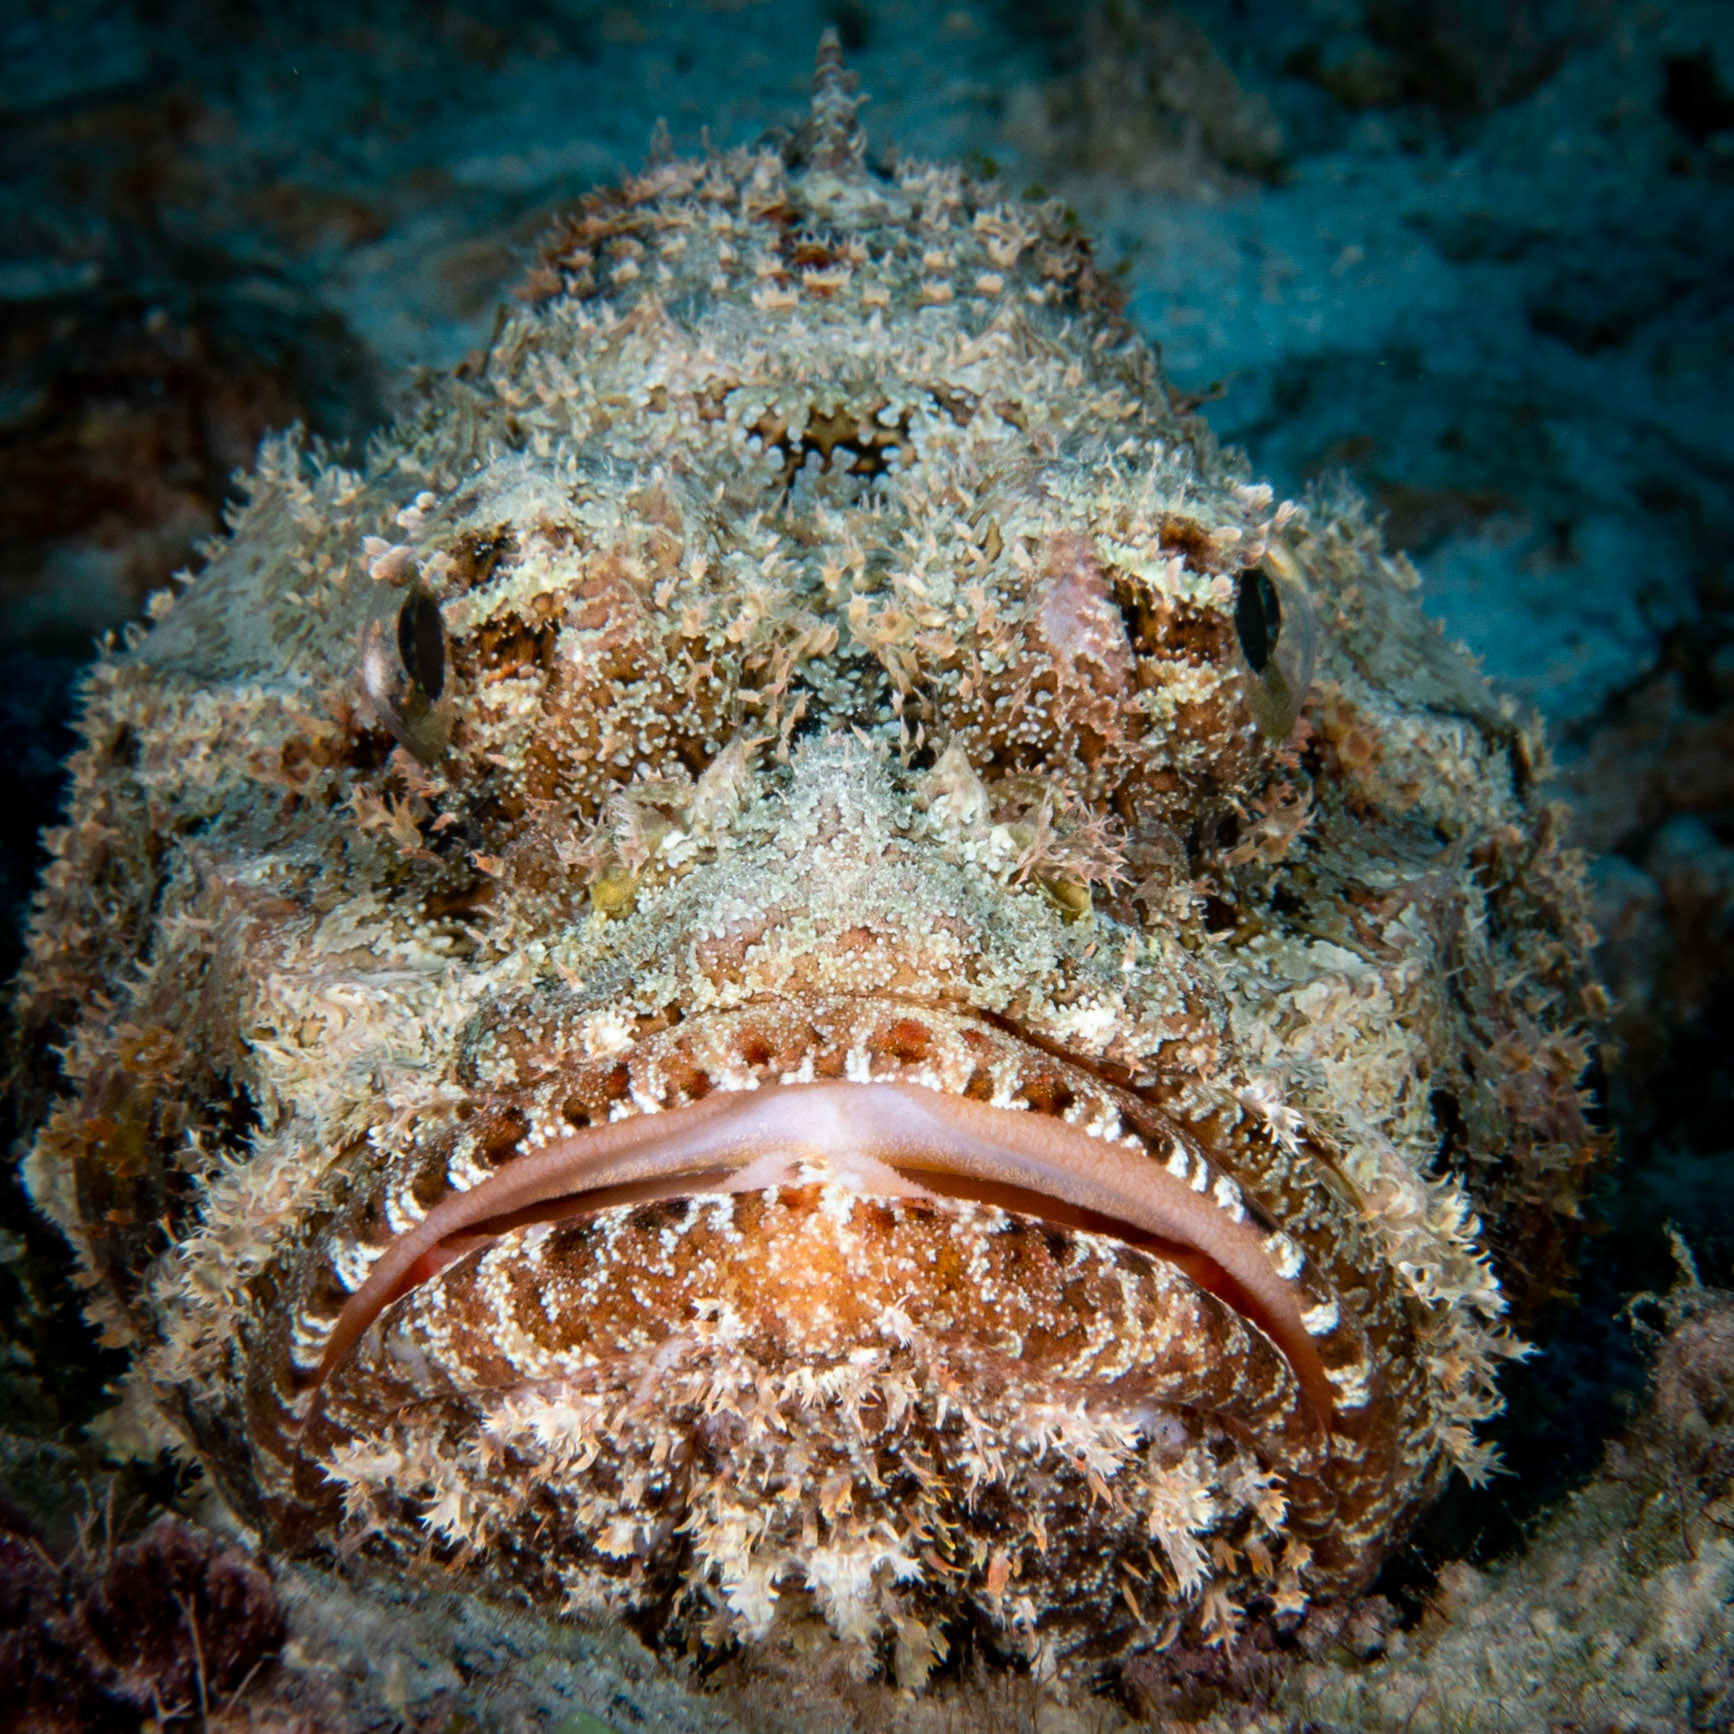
[[820, 1184, 857, 1225], [288, 1308, 339, 1369], [446, 1141, 492, 1192], [330, 1237, 387, 1294], [1165, 1143, 1191, 1182], [1325, 1360, 1372, 1410], [384, 1179, 428, 1235], [1300, 1297, 1340, 1337], [1211, 1173, 1246, 1222], [1085, 1106, 1123, 1143], [1263, 1231, 1304, 1281]]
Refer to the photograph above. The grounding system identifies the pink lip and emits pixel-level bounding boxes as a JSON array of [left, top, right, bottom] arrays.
[[313, 1082, 1333, 1421]]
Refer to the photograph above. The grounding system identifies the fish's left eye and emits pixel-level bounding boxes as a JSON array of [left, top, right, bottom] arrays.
[[1236, 545, 1317, 740], [1234, 566, 1281, 676]]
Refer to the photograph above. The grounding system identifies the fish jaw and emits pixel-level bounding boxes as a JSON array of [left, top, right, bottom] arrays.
[[241, 996, 1416, 1662]]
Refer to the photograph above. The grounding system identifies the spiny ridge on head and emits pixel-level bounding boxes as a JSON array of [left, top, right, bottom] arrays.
[[798, 27, 867, 173]]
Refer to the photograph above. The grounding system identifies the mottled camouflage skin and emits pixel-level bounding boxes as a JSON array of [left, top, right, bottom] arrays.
[[18, 40, 1601, 1691]]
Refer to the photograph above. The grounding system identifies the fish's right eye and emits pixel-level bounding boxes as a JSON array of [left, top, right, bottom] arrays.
[[361, 585, 454, 763]]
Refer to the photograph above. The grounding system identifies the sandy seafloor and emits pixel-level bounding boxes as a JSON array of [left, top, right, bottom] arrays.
[[1, 1, 1731, 1728]]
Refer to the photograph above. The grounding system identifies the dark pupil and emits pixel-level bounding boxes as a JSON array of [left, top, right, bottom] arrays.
[[397, 592, 446, 700], [1235, 566, 1282, 675]]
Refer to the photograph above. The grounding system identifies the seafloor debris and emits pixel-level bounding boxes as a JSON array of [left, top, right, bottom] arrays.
[[0, 1507, 285, 1733], [1228, 1267, 1734, 1734]]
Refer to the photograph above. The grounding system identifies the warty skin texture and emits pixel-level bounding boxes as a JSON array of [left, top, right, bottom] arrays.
[[15, 39, 1604, 1698]]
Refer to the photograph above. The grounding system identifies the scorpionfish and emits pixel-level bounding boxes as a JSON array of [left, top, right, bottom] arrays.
[[17, 35, 1604, 1698]]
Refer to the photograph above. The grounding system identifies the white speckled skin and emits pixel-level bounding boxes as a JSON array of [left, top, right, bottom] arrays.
[[16, 35, 1602, 1693]]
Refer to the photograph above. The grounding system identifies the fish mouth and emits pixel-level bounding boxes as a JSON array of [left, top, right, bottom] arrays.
[[313, 1079, 1335, 1422]]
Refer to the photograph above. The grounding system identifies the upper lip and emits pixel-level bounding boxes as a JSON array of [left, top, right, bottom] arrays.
[[311, 1077, 1336, 1425]]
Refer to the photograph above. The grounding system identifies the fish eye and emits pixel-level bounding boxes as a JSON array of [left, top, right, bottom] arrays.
[[1234, 566, 1281, 675], [397, 591, 446, 701], [1236, 547, 1318, 740], [360, 584, 453, 763]]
